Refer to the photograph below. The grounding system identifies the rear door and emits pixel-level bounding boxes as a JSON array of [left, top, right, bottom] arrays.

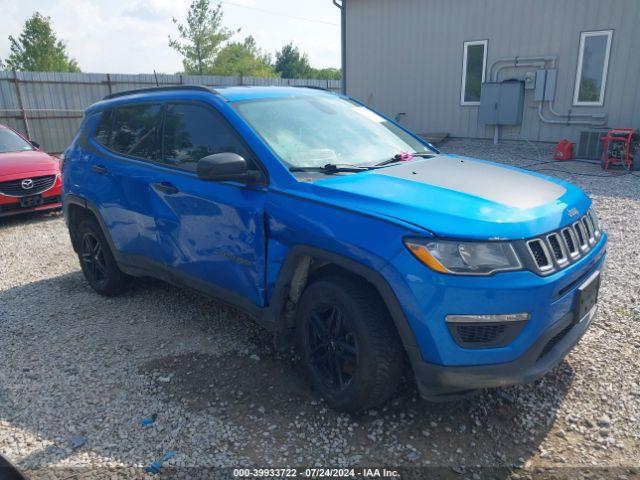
[[88, 103, 164, 261], [152, 101, 267, 308]]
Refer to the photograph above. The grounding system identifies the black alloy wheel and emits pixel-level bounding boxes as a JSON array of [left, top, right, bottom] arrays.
[[75, 217, 130, 296], [306, 303, 359, 391], [297, 276, 405, 412], [81, 232, 108, 287]]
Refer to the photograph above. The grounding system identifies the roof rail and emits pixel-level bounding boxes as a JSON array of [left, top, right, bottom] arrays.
[[103, 85, 217, 100]]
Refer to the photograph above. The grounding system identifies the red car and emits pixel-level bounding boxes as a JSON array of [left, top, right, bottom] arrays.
[[0, 124, 62, 217]]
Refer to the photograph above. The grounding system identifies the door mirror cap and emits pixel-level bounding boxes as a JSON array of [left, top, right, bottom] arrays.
[[30, 140, 40, 149], [196, 152, 261, 184]]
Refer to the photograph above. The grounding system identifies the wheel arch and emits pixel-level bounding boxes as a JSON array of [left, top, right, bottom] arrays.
[[64, 194, 118, 257], [266, 245, 420, 360]]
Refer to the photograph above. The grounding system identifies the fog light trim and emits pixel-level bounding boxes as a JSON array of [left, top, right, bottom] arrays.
[[445, 313, 531, 324]]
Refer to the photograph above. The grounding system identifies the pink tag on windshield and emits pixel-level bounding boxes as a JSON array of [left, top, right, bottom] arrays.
[[397, 152, 414, 161]]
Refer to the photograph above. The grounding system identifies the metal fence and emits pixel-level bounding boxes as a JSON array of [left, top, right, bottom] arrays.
[[0, 71, 342, 153]]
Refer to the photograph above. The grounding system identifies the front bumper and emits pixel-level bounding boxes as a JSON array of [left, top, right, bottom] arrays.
[[414, 305, 596, 399], [380, 230, 606, 399], [0, 175, 62, 217]]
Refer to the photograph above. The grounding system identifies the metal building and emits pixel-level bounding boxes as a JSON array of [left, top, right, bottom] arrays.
[[337, 0, 640, 146]]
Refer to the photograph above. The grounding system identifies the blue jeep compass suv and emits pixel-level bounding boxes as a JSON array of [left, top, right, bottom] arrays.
[[63, 86, 606, 411]]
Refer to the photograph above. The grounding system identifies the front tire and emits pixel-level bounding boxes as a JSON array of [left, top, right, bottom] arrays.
[[297, 276, 405, 412], [76, 217, 130, 296]]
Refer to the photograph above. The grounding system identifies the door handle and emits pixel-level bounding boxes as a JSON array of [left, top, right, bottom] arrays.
[[153, 182, 179, 195], [91, 164, 108, 174]]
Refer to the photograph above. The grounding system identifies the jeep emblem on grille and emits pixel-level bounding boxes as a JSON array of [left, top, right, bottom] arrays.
[[21, 179, 34, 190], [567, 207, 579, 218]]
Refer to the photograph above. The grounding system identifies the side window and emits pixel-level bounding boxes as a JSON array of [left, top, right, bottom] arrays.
[[461, 40, 488, 105], [110, 104, 162, 160], [94, 110, 113, 147], [573, 30, 613, 106], [162, 103, 254, 172]]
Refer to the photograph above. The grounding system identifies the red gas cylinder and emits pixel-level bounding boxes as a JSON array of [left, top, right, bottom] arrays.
[[553, 139, 574, 161]]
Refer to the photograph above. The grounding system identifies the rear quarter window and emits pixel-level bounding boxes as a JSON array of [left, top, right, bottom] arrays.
[[112, 104, 162, 160], [93, 104, 162, 161], [94, 110, 113, 147]]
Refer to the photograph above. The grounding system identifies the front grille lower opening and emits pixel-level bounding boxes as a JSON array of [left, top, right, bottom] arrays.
[[448, 320, 527, 349], [457, 324, 507, 344]]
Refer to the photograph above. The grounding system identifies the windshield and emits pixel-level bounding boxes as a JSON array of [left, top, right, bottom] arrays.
[[0, 128, 33, 154], [235, 95, 432, 168]]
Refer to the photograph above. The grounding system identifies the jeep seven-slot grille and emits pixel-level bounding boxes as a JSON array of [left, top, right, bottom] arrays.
[[547, 234, 566, 264], [574, 222, 586, 248], [562, 228, 577, 255], [0, 175, 56, 197], [525, 210, 601, 275], [528, 240, 551, 269]]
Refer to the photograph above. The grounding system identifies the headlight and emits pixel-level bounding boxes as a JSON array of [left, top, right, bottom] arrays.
[[404, 238, 522, 275]]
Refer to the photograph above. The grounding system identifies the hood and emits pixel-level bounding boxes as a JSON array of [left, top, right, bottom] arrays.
[[0, 150, 60, 180], [312, 154, 591, 240]]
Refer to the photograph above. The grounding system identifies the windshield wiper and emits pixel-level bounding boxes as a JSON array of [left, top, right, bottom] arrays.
[[373, 151, 437, 167], [289, 163, 378, 173], [289, 153, 437, 173]]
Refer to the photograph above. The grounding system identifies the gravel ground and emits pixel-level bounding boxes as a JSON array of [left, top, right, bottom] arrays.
[[0, 139, 639, 479]]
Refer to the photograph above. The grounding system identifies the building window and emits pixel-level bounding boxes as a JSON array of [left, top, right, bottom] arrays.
[[461, 40, 487, 106], [573, 30, 613, 106]]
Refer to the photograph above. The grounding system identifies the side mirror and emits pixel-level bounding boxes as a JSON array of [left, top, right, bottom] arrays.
[[30, 140, 40, 149], [197, 153, 261, 184]]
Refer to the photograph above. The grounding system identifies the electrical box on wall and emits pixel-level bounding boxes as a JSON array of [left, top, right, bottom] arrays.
[[479, 81, 525, 125], [534, 69, 557, 101]]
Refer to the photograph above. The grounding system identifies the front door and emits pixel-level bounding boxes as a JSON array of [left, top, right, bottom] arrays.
[[152, 101, 267, 308]]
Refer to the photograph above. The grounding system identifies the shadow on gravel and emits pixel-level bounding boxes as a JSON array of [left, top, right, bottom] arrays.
[[142, 333, 575, 474], [1, 271, 574, 476], [0, 210, 62, 229]]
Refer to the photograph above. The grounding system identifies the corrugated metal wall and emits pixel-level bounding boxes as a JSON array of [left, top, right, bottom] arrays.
[[0, 72, 342, 153], [345, 0, 640, 143]]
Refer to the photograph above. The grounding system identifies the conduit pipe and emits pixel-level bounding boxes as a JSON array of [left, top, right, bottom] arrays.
[[489, 56, 558, 81], [537, 102, 607, 126], [547, 101, 607, 119]]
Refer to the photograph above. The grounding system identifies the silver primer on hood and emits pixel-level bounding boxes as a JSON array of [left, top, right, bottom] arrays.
[[379, 155, 566, 209]]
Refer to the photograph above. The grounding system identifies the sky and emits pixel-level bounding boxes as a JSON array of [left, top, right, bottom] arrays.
[[0, 0, 341, 74]]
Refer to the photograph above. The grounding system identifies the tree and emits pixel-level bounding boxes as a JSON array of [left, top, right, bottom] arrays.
[[312, 68, 342, 80], [211, 36, 275, 77], [169, 0, 236, 75], [5, 12, 80, 72], [274, 42, 311, 79]]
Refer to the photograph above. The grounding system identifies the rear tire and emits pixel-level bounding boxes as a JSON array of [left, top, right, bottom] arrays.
[[76, 217, 130, 296], [297, 276, 405, 412]]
